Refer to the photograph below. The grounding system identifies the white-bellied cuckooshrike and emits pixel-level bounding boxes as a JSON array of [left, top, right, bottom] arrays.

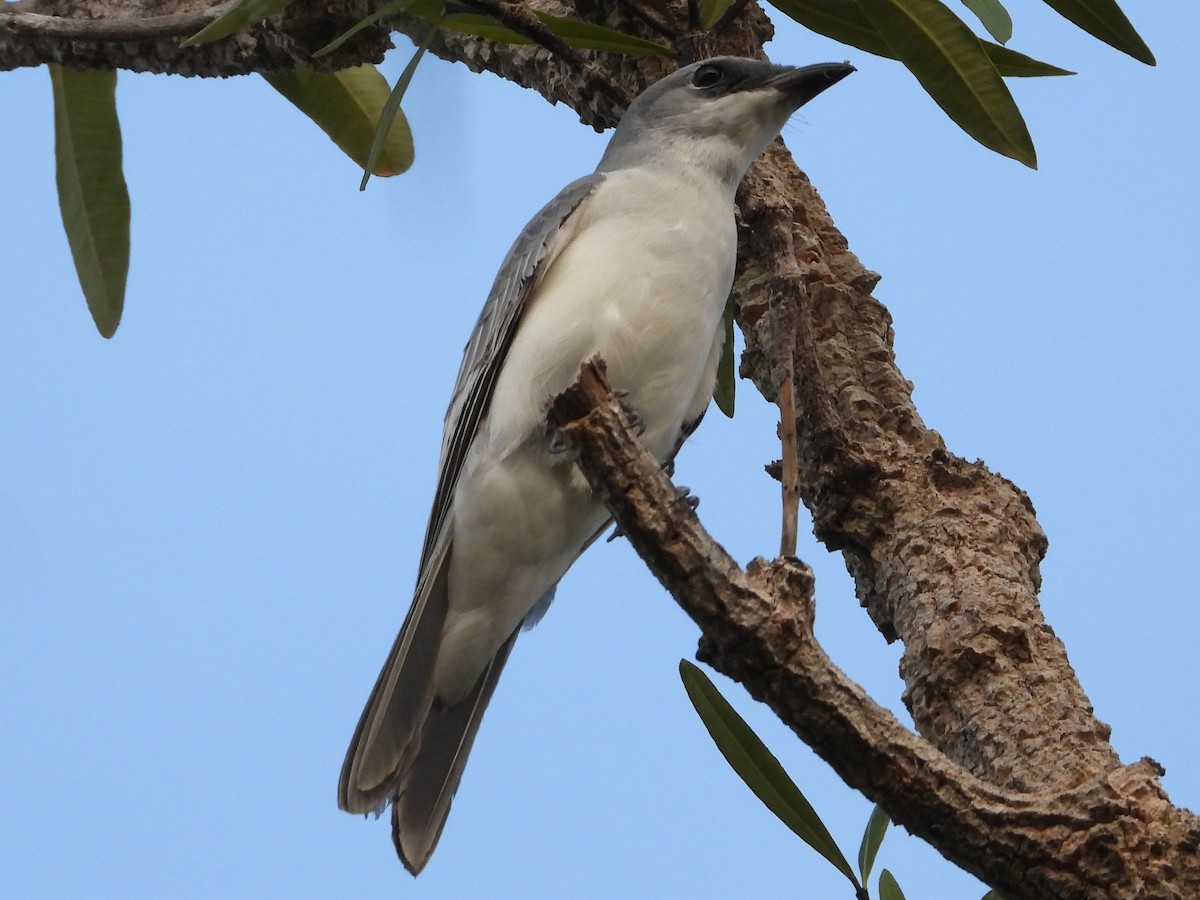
[[338, 56, 854, 874]]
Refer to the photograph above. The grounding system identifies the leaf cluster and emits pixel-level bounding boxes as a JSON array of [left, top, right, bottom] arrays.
[[43, 0, 1151, 343]]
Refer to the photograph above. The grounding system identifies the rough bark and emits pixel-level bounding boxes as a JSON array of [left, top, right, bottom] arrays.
[[7, 1, 1199, 895], [548, 361, 1200, 898]]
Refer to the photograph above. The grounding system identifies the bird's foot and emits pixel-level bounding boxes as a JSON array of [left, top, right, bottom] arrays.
[[612, 390, 646, 436], [674, 485, 700, 511], [547, 429, 569, 455]]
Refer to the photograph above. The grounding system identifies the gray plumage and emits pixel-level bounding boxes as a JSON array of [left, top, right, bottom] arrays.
[[338, 56, 854, 874]]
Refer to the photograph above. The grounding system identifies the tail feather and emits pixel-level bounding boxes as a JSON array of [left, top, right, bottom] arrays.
[[391, 632, 518, 874], [339, 531, 521, 874], [339, 537, 451, 814]]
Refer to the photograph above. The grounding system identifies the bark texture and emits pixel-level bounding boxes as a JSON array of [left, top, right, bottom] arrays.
[[8, 1, 1199, 895]]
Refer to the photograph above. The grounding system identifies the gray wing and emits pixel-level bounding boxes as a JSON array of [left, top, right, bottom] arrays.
[[419, 172, 606, 568], [338, 173, 605, 868]]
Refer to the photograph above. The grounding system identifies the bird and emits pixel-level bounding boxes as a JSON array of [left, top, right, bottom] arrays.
[[338, 55, 854, 874]]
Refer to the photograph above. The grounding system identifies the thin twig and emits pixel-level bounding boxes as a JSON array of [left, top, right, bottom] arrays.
[[613, 0, 677, 42], [778, 341, 800, 558]]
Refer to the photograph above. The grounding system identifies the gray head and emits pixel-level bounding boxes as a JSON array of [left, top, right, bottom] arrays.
[[597, 57, 854, 189]]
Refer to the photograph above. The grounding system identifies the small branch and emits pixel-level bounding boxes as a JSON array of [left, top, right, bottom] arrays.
[[777, 343, 799, 557], [0, 6, 222, 41], [612, 0, 677, 42], [768, 262, 802, 559]]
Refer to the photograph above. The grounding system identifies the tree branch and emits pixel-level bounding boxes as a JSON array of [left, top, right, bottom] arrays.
[[0, 6, 219, 41], [0, 0, 391, 75], [6, 0, 1198, 891], [548, 359, 1200, 899]]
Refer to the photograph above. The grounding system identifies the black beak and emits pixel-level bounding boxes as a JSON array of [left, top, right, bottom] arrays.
[[770, 62, 856, 107]]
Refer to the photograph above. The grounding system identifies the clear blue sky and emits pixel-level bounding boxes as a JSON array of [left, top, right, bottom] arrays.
[[2, 6, 1197, 897]]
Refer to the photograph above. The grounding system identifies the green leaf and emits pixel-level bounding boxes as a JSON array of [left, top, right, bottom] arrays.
[[769, 0, 894, 57], [857, 0, 1036, 167], [361, 26, 437, 190], [1038, 0, 1154, 65], [679, 660, 860, 887], [180, 0, 298, 47], [264, 65, 414, 176], [961, 0, 1011, 43], [982, 43, 1073, 77], [857, 803, 890, 883], [313, 0, 417, 58], [50, 65, 130, 339], [534, 13, 673, 56], [413, 0, 671, 56], [768, 0, 1068, 78], [440, 13, 531, 43], [713, 299, 736, 417], [699, 0, 737, 29], [879, 869, 907, 900]]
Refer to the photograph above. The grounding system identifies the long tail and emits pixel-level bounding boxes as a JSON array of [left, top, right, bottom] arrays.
[[338, 535, 519, 874], [389, 635, 516, 873]]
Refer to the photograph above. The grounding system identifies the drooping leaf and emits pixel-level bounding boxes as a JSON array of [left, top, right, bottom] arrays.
[[713, 298, 736, 417], [361, 26, 437, 190], [961, 0, 1012, 43], [181, 0, 298, 47], [1038, 0, 1154, 65], [879, 869, 907, 900], [700, 0, 738, 29], [982, 43, 1073, 77], [679, 660, 860, 887], [857, 803, 890, 883], [856, 0, 1036, 167], [50, 65, 130, 339], [767, 0, 1069, 77], [313, 0, 417, 58], [264, 65, 414, 176]]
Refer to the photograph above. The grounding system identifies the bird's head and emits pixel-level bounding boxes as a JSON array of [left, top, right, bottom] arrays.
[[598, 57, 854, 190]]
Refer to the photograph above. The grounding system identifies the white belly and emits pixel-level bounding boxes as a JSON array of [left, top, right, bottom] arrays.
[[436, 170, 737, 701]]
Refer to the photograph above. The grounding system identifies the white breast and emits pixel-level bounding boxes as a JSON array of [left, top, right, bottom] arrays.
[[485, 167, 738, 462]]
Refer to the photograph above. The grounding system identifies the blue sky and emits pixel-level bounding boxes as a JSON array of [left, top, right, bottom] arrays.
[[2, 6, 1197, 897]]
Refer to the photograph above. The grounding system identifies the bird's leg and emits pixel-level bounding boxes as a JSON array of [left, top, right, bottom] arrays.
[[611, 388, 647, 436]]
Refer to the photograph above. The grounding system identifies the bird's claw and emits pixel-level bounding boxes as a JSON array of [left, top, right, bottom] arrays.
[[613, 392, 646, 436], [674, 486, 700, 511], [547, 430, 569, 455]]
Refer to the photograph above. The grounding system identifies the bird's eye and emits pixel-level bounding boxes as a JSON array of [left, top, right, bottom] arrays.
[[691, 64, 723, 89]]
